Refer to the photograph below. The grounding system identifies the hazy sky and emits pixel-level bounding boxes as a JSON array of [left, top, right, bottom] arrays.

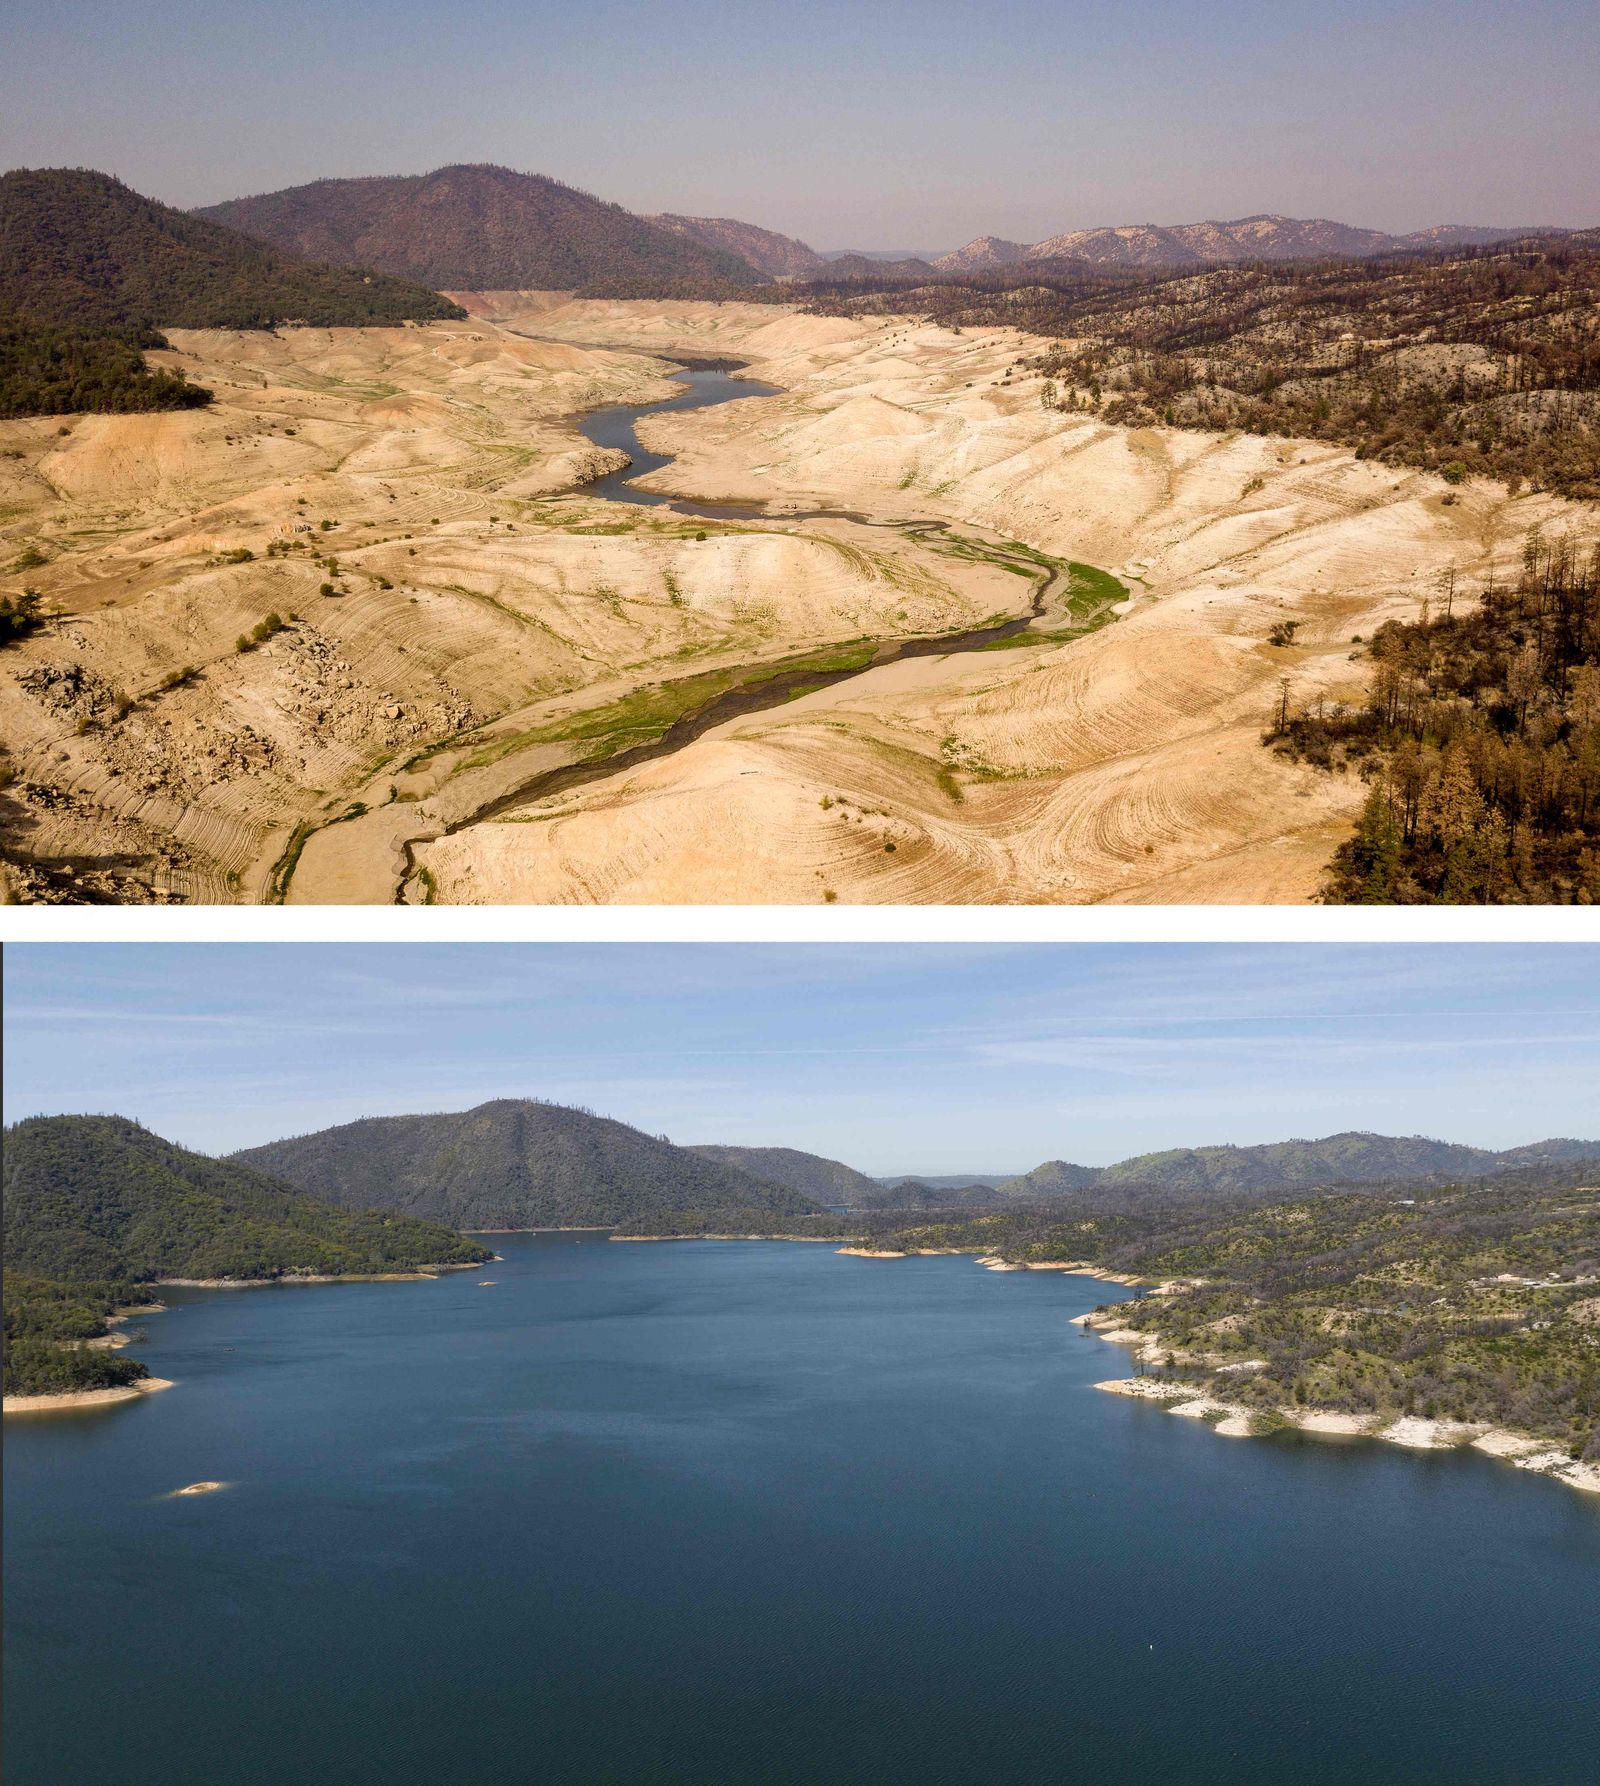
[[5, 944, 1596, 1170], [4, 2, 1596, 246]]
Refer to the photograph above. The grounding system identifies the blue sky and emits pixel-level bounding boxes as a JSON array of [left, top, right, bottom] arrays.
[[3, 2, 1596, 243], [4, 945, 1596, 1170]]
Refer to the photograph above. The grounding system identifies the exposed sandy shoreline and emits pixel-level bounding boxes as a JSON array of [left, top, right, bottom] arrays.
[[157, 1260, 483, 1287], [1087, 1337, 1600, 1500], [4, 1264, 485, 1416], [4, 1377, 176, 1416], [612, 1232, 843, 1243]]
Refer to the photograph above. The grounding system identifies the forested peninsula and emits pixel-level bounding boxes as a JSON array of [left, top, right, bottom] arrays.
[[3, 1115, 489, 1405]]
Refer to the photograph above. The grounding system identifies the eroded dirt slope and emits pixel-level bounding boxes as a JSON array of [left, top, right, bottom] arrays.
[[422, 299, 1591, 904]]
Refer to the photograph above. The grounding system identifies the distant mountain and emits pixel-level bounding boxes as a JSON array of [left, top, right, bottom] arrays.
[[848, 1178, 1005, 1211], [2, 1115, 488, 1284], [998, 1132, 1600, 1203], [995, 1160, 1104, 1199], [648, 214, 825, 279], [688, 1145, 880, 1206], [932, 237, 1030, 274], [232, 1099, 819, 1230], [817, 253, 937, 281], [0, 167, 464, 331], [820, 248, 951, 264], [198, 165, 762, 291], [877, 1173, 1011, 1192], [941, 214, 1563, 274]]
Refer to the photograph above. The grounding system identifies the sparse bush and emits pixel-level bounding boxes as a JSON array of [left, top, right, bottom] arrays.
[[0, 588, 45, 645]]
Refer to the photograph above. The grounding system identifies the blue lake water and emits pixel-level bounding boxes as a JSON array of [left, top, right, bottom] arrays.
[[576, 368, 782, 508], [5, 1233, 1597, 1784]]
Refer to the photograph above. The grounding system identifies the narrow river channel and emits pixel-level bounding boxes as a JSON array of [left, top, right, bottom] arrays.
[[378, 360, 1118, 901]]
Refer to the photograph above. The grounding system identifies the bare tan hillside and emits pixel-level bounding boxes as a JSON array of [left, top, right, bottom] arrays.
[[420, 300, 1587, 904], [3, 296, 1586, 903], [0, 308, 1023, 901]]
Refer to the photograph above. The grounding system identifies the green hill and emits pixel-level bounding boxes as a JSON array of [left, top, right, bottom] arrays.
[[0, 315, 212, 419], [997, 1132, 1600, 1205], [846, 1178, 1004, 1211], [3, 1114, 489, 1283], [0, 168, 466, 332], [687, 1144, 882, 1207], [197, 164, 763, 291], [232, 1099, 820, 1230]]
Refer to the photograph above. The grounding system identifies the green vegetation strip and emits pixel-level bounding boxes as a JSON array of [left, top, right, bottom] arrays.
[[464, 641, 877, 770]]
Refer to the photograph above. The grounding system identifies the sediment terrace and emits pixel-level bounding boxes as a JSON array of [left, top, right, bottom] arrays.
[[2, 294, 1584, 903]]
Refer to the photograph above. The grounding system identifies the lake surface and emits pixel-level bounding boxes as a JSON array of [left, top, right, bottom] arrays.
[[576, 367, 782, 509], [6, 1235, 1598, 1785]]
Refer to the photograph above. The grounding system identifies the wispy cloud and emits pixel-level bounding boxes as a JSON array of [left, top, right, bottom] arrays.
[[5, 943, 1596, 1167]]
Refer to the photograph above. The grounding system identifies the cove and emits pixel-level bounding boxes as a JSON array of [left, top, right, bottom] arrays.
[[5, 1234, 1597, 1786]]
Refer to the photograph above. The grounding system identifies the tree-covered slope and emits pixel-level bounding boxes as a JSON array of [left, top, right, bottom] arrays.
[[198, 165, 763, 291], [232, 1100, 820, 1229], [646, 215, 826, 279], [997, 1132, 1600, 1204], [0, 315, 212, 419], [2, 1114, 490, 1284], [846, 1178, 1004, 1211], [849, 1160, 1600, 1460], [995, 1160, 1103, 1199], [687, 1144, 882, 1206], [1, 168, 467, 332], [1084, 1164, 1600, 1461]]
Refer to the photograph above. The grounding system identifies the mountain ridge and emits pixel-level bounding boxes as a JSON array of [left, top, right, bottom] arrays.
[[3, 1114, 489, 1283], [933, 213, 1569, 273], [687, 1144, 880, 1205], [197, 165, 762, 290], [999, 1131, 1600, 1202], [0, 167, 465, 331], [231, 1099, 821, 1229], [646, 214, 825, 279]]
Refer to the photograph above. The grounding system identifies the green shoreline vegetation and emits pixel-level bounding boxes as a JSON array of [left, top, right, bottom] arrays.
[[6, 1105, 1594, 1484], [1, 168, 464, 420], [2, 1115, 489, 1401], [604, 1160, 1600, 1470]]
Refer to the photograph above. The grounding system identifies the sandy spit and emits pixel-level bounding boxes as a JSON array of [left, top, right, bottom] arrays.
[[610, 1233, 843, 1243], [4, 1378, 176, 1416], [1092, 1380, 1600, 1496], [156, 1261, 482, 1287]]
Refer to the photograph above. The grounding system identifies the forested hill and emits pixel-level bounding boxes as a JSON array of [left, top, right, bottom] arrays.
[[842, 1160, 1600, 1462], [998, 1131, 1600, 1205], [232, 1099, 821, 1230], [198, 165, 763, 291], [2, 1114, 488, 1398], [687, 1144, 882, 1207], [786, 239, 1600, 499], [647, 215, 825, 280], [3, 1114, 490, 1283], [0, 168, 466, 331], [1091, 1165, 1600, 1464]]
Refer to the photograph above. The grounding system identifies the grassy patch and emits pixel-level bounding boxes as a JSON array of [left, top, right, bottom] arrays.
[[463, 641, 878, 771], [1064, 560, 1128, 616], [264, 821, 313, 904]]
